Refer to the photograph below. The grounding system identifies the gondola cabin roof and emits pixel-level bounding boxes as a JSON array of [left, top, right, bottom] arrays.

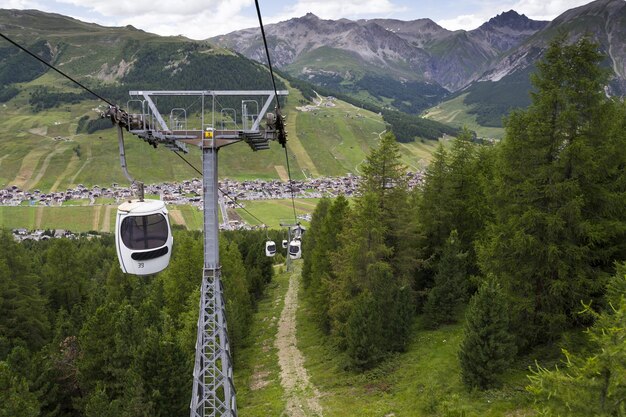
[[118, 199, 166, 214]]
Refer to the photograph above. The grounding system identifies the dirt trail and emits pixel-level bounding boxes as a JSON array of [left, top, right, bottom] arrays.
[[11, 148, 48, 189], [275, 165, 289, 182], [51, 153, 80, 192], [26, 146, 66, 190], [92, 205, 102, 231], [169, 209, 186, 227], [35, 207, 44, 229], [275, 272, 323, 417], [101, 205, 112, 233]]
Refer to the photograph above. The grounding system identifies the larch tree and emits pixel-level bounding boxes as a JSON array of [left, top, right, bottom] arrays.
[[310, 195, 351, 333], [477, 35, 626, 350], [527, 263, 626, 415], [302, 197, 331, 290], [329, 132, 415, 367]]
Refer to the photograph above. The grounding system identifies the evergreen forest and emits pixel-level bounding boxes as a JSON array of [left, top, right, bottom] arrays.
[[0, 228, 278, 416], [301, 35, 626, 414]]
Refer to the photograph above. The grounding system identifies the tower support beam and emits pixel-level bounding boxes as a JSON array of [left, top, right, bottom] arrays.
[[191, 145, 237, 417]]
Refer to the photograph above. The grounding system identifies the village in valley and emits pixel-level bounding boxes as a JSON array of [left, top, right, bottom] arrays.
[[2, 172, 425, 240]]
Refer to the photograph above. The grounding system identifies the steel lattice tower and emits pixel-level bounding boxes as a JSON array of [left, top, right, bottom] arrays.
[[110, 90, 287, 417], [190, 146, 235, 417]]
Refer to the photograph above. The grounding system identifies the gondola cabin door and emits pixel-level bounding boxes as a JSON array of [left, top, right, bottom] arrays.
[[115, 199, 173, 275]]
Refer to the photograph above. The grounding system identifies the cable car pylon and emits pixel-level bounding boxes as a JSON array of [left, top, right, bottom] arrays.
[[107, 89, 288, 417]]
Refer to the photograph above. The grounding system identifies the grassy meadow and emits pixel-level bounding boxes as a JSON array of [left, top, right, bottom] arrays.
[[233, 264, 555, 417], [423, 94, 505, 140], [0, 198, 324, 233]]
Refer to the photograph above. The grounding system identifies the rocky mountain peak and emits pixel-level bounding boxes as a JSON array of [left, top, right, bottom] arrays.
[[304, 12, 317, 18], [478, 10, 548, 31]]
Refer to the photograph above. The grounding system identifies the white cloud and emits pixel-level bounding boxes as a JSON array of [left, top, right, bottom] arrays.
[[33, 0, 408, 39], [511, 0, 597, 21], [270, 0, 404, 22], [4, 0, 45, 9], [40, 0, 256, 38], [115, 10, 258, 39], [54, 0, 251, 17], [437, 13, 487, 30]]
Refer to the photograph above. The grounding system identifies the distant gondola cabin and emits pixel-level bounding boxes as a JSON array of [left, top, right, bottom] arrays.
[[288, 239, 302, 260], [265, 240, 277, 257]]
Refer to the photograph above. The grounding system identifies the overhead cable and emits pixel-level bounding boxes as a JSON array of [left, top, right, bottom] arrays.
[[253, 0, 299, 224]]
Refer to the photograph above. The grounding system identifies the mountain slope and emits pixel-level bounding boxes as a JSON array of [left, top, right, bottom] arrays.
[[0, 9, 453, 191], [211, 11, 548, 93], [449, 0, 626, 128], [213, 1, 626, 130]]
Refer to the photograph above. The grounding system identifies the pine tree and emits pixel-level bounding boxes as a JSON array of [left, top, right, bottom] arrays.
[[84, 383, 123, 417], [414, 144, 452, 291], [42, 238, 90, 315], [330, 191, 391, 348], [219, 237, 252, 356], [0, 232, 51, 351], [160, 230, 202, 322], [415, 129, 489, 292], [345, 289, 383, 369], [360, 131, 408, 201], [423, 230, 468, 328], [360, 131, 417, 279], [312, 196, 350, 333], [459, 279, 516, 390]]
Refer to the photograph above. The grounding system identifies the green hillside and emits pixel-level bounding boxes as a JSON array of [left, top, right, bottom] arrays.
[[0, 9, 458, 193], [0, 72, 443, 191], [423, 94, 505, 139]]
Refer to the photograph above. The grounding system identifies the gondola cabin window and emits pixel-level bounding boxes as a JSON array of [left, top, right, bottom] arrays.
[[121, 213, 169, 250]]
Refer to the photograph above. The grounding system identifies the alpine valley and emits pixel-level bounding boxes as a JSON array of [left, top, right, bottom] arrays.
[[0, 0, 625, 194], [212, 0, 626, 127]]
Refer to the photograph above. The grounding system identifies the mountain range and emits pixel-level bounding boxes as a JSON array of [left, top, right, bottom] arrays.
[[1, 0, 625, 139], [212, 0, 626, 126], [0, 8, 458, 191]]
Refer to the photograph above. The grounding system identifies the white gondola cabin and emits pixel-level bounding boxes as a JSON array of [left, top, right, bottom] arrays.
[[288, 239, 302, 260], [115, 199, 173, 275], [265, 240, 277, 257], [282, 239, 288, 249]]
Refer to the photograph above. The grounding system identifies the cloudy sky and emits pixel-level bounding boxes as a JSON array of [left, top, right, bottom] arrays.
[[3, 0, 597, 39]]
